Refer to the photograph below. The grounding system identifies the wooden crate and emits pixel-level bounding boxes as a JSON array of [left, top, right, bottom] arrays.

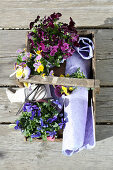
[[20, 30, 100, 141]]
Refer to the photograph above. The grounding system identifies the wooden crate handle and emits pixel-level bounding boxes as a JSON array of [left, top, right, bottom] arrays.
[[19, 75, 100, 93]]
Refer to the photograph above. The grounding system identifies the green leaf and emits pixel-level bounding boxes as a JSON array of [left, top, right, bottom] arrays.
[[53, 122, 58, 128], [42, 135, 47, 141]]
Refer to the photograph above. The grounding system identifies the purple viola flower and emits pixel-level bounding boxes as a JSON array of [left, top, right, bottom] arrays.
[[47, 116, 57, 123], [52, 100, 62, 109], [47, 21, 54, 28], [33, 62, 41, 71], [38, 109, 41, 117], [34, 15, 40, 23], [23, 103, 32, 112], [29, 22, 34, 29], [58, 118, 68, 129], [50, 46, 58, 56], [30, 110, 36, 120], [50, 12, 62, 21], [16, 49, 23, 53], [26, 105, 32, 112], [50, 49, 57, 56], [72, 34, 79, 42], [31, 105, 38, 110], [40, 118, 44, 127], [14, 120, 20, 130], [54, 85, 62, 97], [37, 127, 42, 131], [52, 115, 57, 121], [46, 130, 57, 138], [40, 42, 48, 52], [23, 66, 31, 80], [49, 70, 54, 76], [36, 55, 42, 61], [61, 43, 69, 52], [31, 132, 41, 138], [47, 118, 53, 123], [22, 56, 27, 61]]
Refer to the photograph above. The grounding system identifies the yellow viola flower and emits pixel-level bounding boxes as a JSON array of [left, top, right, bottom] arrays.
[[16, 68, 23, 79], [41, 73, 45, 77], [30, 53, 32, 58], [69, 87, 74, 91], [36, 50, 42, 55], [24, 82, 29, 88], [62, 86, 69, 95], [60, 74, 64, 77], [37, 65, 44, 73], [66, 73, 70, 77], [24, 82, 31, 88]]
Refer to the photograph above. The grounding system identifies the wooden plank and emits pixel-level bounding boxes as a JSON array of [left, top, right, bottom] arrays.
[[0, 87, 112, 123], [0, 88, 20, 122], [96, 58, 113, 85], [19, 75, 100, 89], [0, 30, 26, 57], [0, 125, 113, 169], [0, 1, 113, 28], [96, 87, 113, 122]]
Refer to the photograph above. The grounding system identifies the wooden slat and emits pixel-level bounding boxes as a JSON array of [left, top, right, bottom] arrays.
[[19, 75, 100, 90], [0, 124, 113, 169], [0, 30, 26, 57], [0, 87, 112, 123], [0, 88, 20, 122], [96, 87, 113, 122], [1, 1, 113, 28]]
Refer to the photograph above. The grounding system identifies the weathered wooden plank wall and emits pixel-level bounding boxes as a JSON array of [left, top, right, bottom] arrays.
[[0, 0, 113, 169]]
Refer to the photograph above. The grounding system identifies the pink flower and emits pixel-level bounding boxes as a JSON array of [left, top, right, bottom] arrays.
[[22, 56, 27, 61], [40, 42, 48, 52], [47, 136, 55, 142], [16, 49, 23, 53], [50, 46, 58, 56], [36, 55, 42, 60], [61, 43, 69, 52]]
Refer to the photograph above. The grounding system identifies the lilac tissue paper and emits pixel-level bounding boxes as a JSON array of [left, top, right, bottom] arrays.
[[62, 37, 95, 156]]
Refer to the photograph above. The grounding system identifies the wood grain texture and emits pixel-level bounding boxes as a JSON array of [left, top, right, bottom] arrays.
[[0, 87, 112, 123], [0, 88, 20, 122], [0, 30, 26, 57], [96, 87, 113, 122], [1, 0, 113, 28], [0, 125, 113, 170], [19, 75, 100, 89]]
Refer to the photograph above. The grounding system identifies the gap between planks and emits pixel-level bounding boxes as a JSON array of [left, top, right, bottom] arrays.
[[1, 26, 113, 30]]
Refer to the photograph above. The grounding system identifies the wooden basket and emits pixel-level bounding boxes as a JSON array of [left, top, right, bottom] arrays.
[[20, 30, 100, 141]]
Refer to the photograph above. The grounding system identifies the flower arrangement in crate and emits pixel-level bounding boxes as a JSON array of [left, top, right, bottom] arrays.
[[11, 13, 87, 141], [8, 12, 101, 151]]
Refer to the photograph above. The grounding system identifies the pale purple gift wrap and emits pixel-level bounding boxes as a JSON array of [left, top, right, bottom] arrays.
[[62, 37, 95, 156]]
